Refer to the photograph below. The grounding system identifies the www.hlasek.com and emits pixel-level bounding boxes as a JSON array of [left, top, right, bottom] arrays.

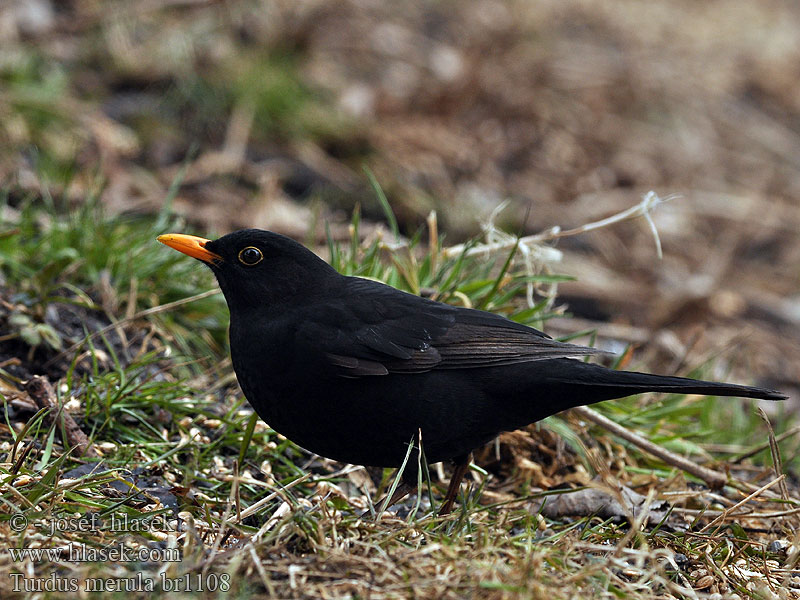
[[8, 542, 180, 563]]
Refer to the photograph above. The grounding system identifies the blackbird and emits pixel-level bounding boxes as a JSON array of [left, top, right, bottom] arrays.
[[158, 229, 787, 514]]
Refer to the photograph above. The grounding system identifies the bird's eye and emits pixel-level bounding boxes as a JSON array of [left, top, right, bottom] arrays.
[[238, 246, 263, 266]]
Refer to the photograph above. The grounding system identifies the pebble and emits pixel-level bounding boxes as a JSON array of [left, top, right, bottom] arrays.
[[767, 540, 785, 553]]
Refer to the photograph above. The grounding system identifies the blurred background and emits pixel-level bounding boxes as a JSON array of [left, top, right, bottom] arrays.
[[2, 0, 799, 396]]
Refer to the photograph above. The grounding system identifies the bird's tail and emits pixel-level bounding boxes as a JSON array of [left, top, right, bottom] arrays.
[[546, 359, 787, 401]]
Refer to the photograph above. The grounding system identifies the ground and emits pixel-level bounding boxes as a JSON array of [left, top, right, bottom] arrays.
[[1, 1, 799, 598]]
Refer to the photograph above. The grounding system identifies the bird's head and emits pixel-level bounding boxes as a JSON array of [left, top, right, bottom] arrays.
[[158, 229, 338, 313]]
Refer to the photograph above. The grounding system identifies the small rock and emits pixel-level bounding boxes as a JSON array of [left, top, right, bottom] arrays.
[[689, 568, 708, 579], [767, 540, 785, 553], [14, 0, 55, 36], [694, 575, 714, 590], [673, 553, 689, 567]]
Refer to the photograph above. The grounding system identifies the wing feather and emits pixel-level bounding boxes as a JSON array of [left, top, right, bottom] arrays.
[[296, 276, 602, 377]]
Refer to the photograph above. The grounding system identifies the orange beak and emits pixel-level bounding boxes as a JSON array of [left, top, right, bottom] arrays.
[[157, 233, 221, 263]]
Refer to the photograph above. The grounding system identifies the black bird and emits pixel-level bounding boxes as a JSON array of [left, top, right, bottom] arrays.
[[158, 229, 787, 514]]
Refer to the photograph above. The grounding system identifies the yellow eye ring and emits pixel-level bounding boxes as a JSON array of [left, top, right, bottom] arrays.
[[238, 246, 263, 266]]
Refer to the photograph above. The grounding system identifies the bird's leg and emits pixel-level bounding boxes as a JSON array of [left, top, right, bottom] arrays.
[[365, 435, 424, 518], [438, 453, 472, 515], [364, 480, 417, 518]]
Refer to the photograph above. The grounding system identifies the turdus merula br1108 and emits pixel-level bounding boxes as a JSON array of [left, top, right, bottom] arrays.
[[158, 229, 787, 514]]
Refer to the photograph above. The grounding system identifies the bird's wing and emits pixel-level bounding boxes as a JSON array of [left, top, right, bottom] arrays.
[[427, 309, 602, 370], [296, 276, 602, 378]]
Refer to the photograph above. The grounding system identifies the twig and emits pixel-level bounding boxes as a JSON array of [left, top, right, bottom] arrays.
[[612, 487, 656, 558], [572, 405, 728, 489], [731, 425, 800, 463], [24, 375, 98, 458], [757, 407, 791, 502], [225, 472, 311, 524], [698, 475, 786, 533], [673, 505, 800, 520], [253, 501, 291, 542], [442, 191, 676, 259], [438, 191, 675, 310]]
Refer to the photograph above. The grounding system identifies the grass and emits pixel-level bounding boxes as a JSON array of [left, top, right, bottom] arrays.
[[1, 189, 228, 371], [0, 194, 797, 599]]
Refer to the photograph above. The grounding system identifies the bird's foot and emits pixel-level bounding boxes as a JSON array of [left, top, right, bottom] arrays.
[[362, 481, 417, 519], [438, 457, 471, 515]]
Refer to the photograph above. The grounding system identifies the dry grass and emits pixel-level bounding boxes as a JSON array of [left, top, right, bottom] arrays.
[[1, 198, 798, 599], [1, 0, 799, 597]]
